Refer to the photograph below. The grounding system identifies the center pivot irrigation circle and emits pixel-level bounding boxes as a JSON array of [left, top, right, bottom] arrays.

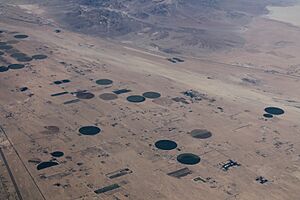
[[127, 95, 145, 103], [155, 140, 177, 150], [79, 126, 101, 135], [142, 92, 161, 99], [177, 153, 201, 165], [96, 79, 113, 85], [264, 107, 284, 115]]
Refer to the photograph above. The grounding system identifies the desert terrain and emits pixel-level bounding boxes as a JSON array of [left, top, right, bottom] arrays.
[[0, 0, 300, 200]]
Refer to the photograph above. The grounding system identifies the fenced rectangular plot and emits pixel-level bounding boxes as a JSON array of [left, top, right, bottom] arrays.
[[167, 167, 192, 178], [106, 168, 133, 179], [94, 184, 120, 194]]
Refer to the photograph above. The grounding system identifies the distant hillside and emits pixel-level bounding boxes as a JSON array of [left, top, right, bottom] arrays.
[[41, 0, 297, 54]]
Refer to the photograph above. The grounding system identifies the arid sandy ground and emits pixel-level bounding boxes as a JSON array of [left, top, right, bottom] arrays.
[[0, 2, 300, 200]]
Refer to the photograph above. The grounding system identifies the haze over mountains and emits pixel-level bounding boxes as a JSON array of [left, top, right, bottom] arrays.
[[32, 0, 296, 55]]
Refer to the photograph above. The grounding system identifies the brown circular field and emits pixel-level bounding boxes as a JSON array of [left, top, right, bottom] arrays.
[[190, 129, 212, 139], [99, 93, 118, 100]]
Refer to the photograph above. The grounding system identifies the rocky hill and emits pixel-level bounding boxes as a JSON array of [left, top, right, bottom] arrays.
[[33, 0, 298, 54]]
